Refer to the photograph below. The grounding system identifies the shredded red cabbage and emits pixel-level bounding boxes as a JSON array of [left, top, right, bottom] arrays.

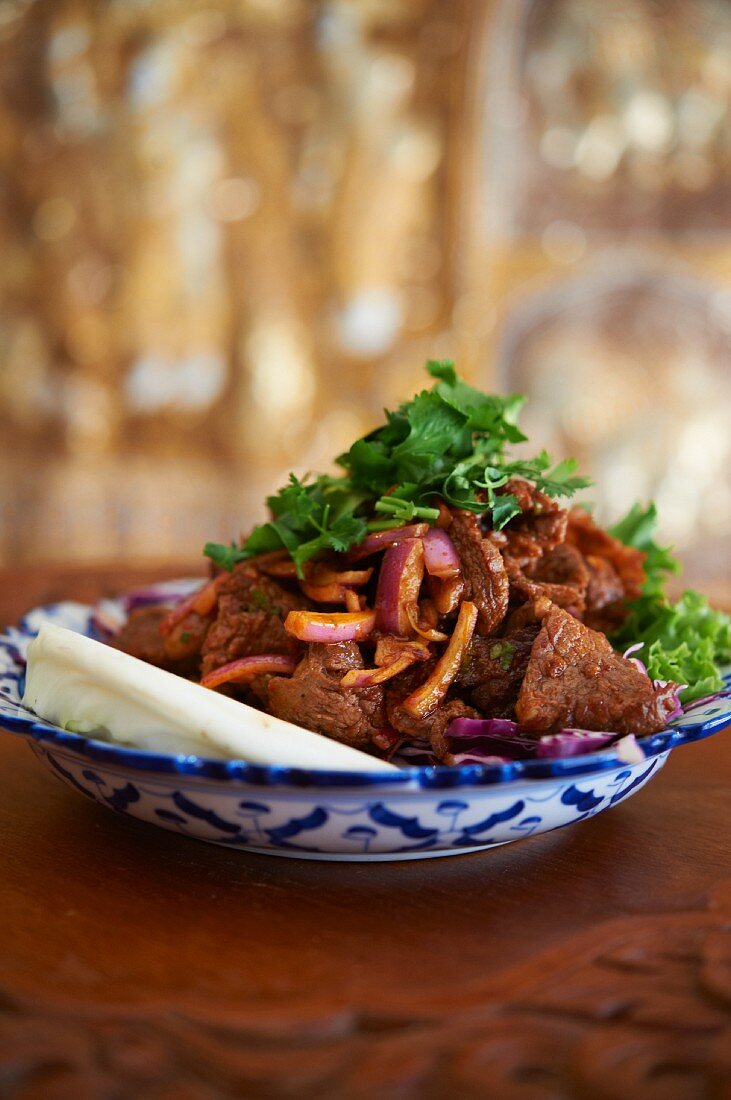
[[442, 716, 652, 764], [534, 729, 618, 759], [622, 642, 647, 675], [448, 753, 514, 766], [444, 717, 537, 763], [123, 586, 178, 613], [391, 740, 439, 766]]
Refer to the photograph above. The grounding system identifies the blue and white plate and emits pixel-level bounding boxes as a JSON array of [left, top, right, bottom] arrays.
[[1, 587, 729, 861]]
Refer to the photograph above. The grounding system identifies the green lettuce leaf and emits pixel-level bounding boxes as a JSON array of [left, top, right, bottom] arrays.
[[610, 505, 730, 701]]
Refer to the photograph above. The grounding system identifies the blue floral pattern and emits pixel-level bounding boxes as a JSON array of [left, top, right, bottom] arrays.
[[0, 594, 729, 860], [21, 740, 667, 857]]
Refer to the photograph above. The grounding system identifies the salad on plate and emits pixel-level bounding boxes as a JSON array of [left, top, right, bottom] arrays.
[[84, 360, 731, 770]]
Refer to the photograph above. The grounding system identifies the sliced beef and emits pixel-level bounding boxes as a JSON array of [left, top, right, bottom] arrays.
[[566, 508, 645, 600], [490, 479, 568, 567], [114, 606, 203, 675], [529, 543, 589, 593], [458, 610, 544, 718], [505, 543, 589, 613], [515, 604, 679, 736], [426, 701, 484, 761], [384, 661, 480, 756], [200, 563, 307, 678], [267, 642, 385, 749], [583, 555, 627, 632], [502, 595, 553, 633], [384, 656, 436, 737], [449, 508, 509, 636]]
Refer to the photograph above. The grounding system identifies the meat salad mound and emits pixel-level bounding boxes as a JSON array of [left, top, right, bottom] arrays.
[[113, 362, 731, 766], [115, 503, 677, 764]]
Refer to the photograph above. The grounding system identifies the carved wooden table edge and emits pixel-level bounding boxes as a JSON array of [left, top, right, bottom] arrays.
[[2, 878, 730, 1098]]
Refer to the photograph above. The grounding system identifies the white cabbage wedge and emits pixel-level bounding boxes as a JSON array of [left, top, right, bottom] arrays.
[[23, 622, 398, 772]]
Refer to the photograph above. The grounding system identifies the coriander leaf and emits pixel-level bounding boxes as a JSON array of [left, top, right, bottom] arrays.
[[373, 497, 440, 522], [534, 457, 592, 499], [206, 360, 590, 578], [491, 494, 522, 529], [290, 513, 368, 573], [391, 390, 465, 484], [426, 359, 457, 385], [428, 361, 527, 441], [245, 519, 299, 556], [204, 541, 249, 571], [489, 640, 517, 671], [267, 474, 319, 525], [337, 438, 395, 493], [323, 512, 369, 552]]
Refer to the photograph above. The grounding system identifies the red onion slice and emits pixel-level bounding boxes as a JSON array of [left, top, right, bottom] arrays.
[[301, 582, 350, 604], [259, 559, 299, 578], [375, 538, 425, 636], [284, 609, 376, 643], [447, 752, 515, 766], [428, 573, 465, 616], [347, 523, 429, 562], [344, 590, 362, 613], [400, 601, 478, 719], [341, 653, 418, 689], [309, 564, 373, 586], [405, 603, 448, 642], [201, 655, 297, 689], [392, 740, 440, 766], [422, 528, 461, 579], [374, 635, 431, 667], [159, 575, 226, 636]]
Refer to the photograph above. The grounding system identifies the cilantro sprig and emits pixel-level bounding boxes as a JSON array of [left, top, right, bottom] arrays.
[[609, 503, 731, 701], [205, 360, 591, 576], [206, 474, 369, 576]]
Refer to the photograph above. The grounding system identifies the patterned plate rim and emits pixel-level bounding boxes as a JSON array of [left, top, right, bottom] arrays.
[[0, 596, 729, 791]]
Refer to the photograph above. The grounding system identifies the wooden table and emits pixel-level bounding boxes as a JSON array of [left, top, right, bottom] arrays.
[[1, 565, 729, 1099]]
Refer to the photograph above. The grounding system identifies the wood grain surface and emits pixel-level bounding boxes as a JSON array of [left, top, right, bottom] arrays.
[[0, 566, 729, 1099]]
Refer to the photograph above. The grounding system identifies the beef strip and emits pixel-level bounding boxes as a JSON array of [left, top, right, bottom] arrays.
[[267, 642, 385, 749], [489, 479, 568, 567], [459, 615, 544, 718], [200, 563, 307, 678], [449, 508, 509, 636], [515, 603, 679, 736], [583, 555, 627, 632], [505, 543, 589, 613], [426, 701, 484, 762], [566, 508, 645, 600], [501, 595, 553, 633], [384, 660, 480, 757], [114, 606, 203, 675]]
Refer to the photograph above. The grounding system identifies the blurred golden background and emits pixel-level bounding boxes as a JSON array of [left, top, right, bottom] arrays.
[[0, 0, 729, 588]]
